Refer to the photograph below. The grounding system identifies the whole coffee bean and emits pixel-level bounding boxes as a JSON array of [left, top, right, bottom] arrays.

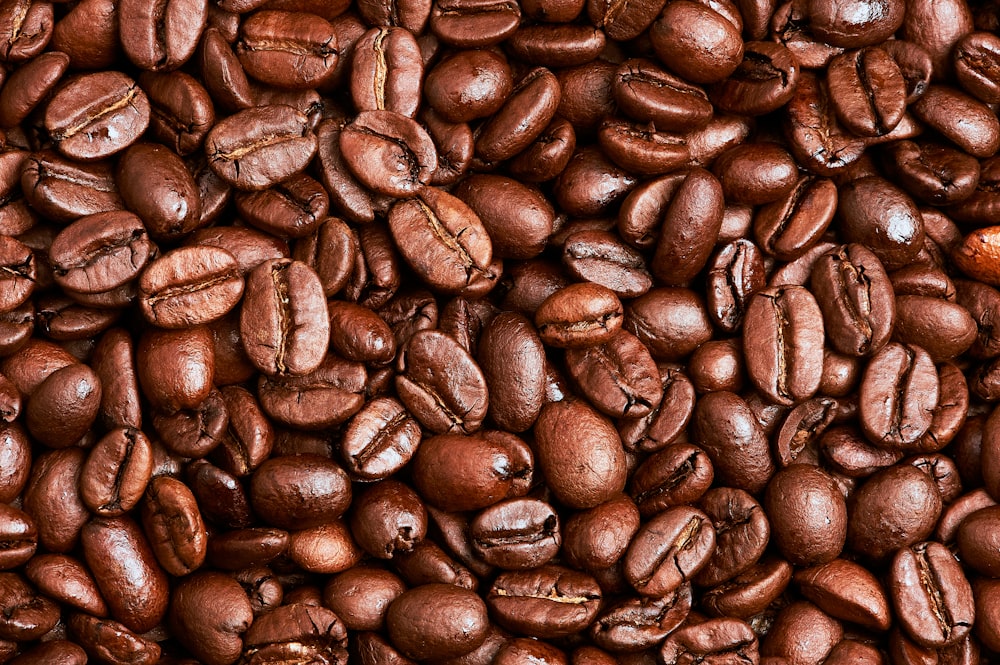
[[340, 110, 437, 198], [955, 505, 1000, 576], [630, 442, 714, 515], [140, 475, 208, 576], [25, 362, 101, 449], [351, 27, 423, 118], [235, 10, 337, 89], [470, 497, 560, 569], [794, 558, 891, 631], [80, 426, 153, 516], [118, 0, 207, 72], [847, 464, 943, 560], [350, 479, 427, 559], [386, 584, 489, 660], [324, 567, 405, 632], [206, 105, 317, 191], [0, 503, 34, 570], [760, 600, 843, 665], [257, 354, 366, 430], [858, 342, 939, 447], [412, 431, 531, 511], [894, 295, 978, 361], [912, 85, 1000, 158], [612, 59, 713, 132], [702, 557, 793, 619], [696, 487, 769, 587], [240, 258, 329, 376], [69, 613, 161, 664], [139, 246, 244, 329], [137, 325, 214, 412], [974, 579, 1000, 652], [590, 585, 691, 652], [890, 542, 975, 648], [20, 151, 122, 224], [563, 494, 640, 572], [429, 0, 522, 47], [624, 505, 716, 597], [619, 365, 696, 454], [743, 285, 825, 405], [534, 399, 626, 509], [139, 71, 215, 155], [651, 168, 725, 286], [535, 283, 623, 349], [388, 186, 494, 295], [21, 557, 101, 617], [650, 1, 743, 84], [424, 49, 512, 123], [765, 465, 847, 566], [713, 143, 798, 206], [660, 618, 758, 665], [242, 604, 347, 663], [694, 391, 773, 493], [811, 244, 894, 357], [45, 71, 151, 161], [488, 565, 602, 638], [827, 46, 907, 136], [340, 396, 421, 481], [249, 454, 351, 530], [396, 329, 488, 434], [49, 211, 152, 297], [0, 573, 59, 641], [477, 312, 545, 433], [476, 67, 561, 163], [569, 328, 660, 419], [711, 41, 800, 115], [168, 572, 253, 665], [754, 176, 838, 262], [81, 515, 169, 633]]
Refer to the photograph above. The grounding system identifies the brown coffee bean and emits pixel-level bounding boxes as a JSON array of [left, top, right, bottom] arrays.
[[470, 497, 560, 569], [387, 584, 489, 661], [488, 565, 601, 638], [795, 558, 891, 631], [340, 110, 437, 198], [168, 572, 253, 665], [536, 282, 623, 350], [139, 246, 244, 329], [660, 618, 758, 665], [240, 258, 329, 376], [765, 465, 847, 566], [81, 515, 169, 633], [25, 363, 101, 449], [890, 542, 975, 648], [566, 329, 662, 419], [45, 72, 150, 161], [206, 105, 317, 191], [624, 505, 716, 597], [249, 454, 351, 530], [859, 342, 939, 448], [848, 465, 943, 560], [235, 10, 337, 89]]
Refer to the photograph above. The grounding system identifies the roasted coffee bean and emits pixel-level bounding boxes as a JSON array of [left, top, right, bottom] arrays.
[[590, 585, 691, 652], [487, 565, 601, 638], [660, 618, 758, 665], [743, 285, 824, 405], [240, 258, 329, 376], [139, 246, 244, 328], [848, 464, 943, 560], [694, 391, 773, 493], [754, 176, 838, 261], [859, 342, 939, 448], [45, 72, 151, 161], [206, 105, 318, 191], [235, 10, 337, 89], [827, 46, 907, 137], [340, 110, 437, 198], [470, 497, 560, 569], [890, 542, 975, 648], [50, 211, 153, 296], [765, 465, 847, 566], [624, 505, 716, 597]]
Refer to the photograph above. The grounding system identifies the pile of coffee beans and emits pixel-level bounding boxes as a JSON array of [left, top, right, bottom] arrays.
[[2, 0, 1000, 662]]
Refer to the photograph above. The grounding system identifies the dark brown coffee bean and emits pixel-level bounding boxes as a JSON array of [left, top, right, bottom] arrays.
[[534, 399, 626, 509], [257, 353, 366, 430], [693, 391, 773, 493], [650, 0, 743, 84], [754, 176, 838, 261], [660, 618, 758, 665], [387, 584, 488, 660], [119, 0, 207, 72], [350, 479, 427, 559], [139, 475, 207, 577], [912, 85, 1000, 158], [139, 71, 215, 155], [240, 258, 329, 376], [624, 505, 716, 597], [848, 464, 943, 560], [566, 329, 661, 419], [695, 487, 769, 587], [429, 0, 521, 47], [243, 603, 347, 664], [765, 465, 847, 566], [25, 362, 101, 449], [629, 442, 714, 516], [49, 212, 152, 297], [45, 72, 150, 161], [488, 565, 601, 638], [168, 572, 253, 665], [0, 51, 68, 129], [651, 168, 725, 286], [794, 558, 891, 632], [827, 46, 907, 137], [563, 494, 640, 572], [340, 110, 437, 198], [80, 427, 153, 516], [139, 245, 243, 329], [424, 49, 511, 123], [890, 542, 975, 648], [859, 342, 939, 448], [206, 104, 317, 191], [811, 244, 895, 357], [597, 119, 689, 177], [476, 67, 561, 163], [323, 566, 405, 632], [711, 41, 800, 115], [249, 453, 351, 530], [470, 497, 560, 569], [20, 151, 122, 223], [590, 585, 690, 652], [743, 285, 824, 405], [760, 600, 843, 665], [235, 10, 337, 89], [0, 572, 59, 641], [508, 116, 577, 184], [477, 312, 545, 432], [613, 58, 712, 132], [81, 515, 169, 633], [536, 282, 623, 349], [351, 26, 423, 118]]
